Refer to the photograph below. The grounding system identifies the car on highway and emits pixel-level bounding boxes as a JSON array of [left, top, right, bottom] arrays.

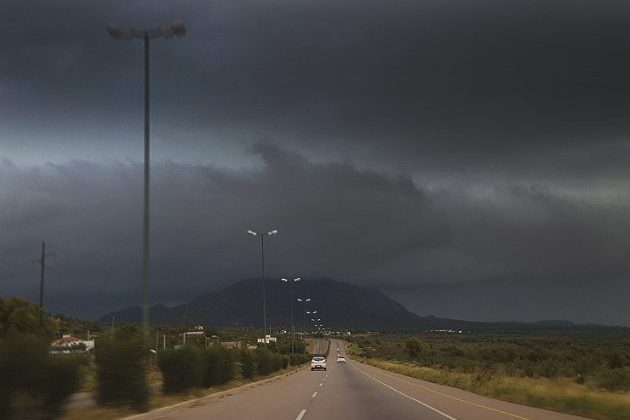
[[310, 356, 327, 371], [336, 356, 346, 363]]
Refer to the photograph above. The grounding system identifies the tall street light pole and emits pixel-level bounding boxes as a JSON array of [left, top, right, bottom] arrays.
[[108, 20, 186, 335], [248, 229, 278, 341], [281, 277, 300, 363], [297, 297, 311, 335]]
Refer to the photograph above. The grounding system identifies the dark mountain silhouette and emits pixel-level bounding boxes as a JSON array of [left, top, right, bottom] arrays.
[[97, 278, 613, 331]]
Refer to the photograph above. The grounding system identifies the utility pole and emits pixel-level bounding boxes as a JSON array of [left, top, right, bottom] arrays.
[[39, 241, 46, 312]]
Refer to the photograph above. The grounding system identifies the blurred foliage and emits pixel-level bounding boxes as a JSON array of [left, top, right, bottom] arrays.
[[159, 346, 205, 393], [240, 348, 256, 379], [0, 297, 56, 340], [0, 334, 81, 420], [95, 336, 149, 410]]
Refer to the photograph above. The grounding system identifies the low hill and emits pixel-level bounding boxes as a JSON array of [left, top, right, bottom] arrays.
[[99, 278, 443, 329], [97, 278, 612, 331]]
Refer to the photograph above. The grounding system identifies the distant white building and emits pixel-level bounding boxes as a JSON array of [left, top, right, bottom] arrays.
[[50, 334, 95, 354], [257, 335, 277, 344]]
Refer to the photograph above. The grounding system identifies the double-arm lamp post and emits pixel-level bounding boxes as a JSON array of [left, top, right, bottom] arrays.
[[248, 229, 278, 340], [107, 20, 186, 335], [281, 277, 300, 362]]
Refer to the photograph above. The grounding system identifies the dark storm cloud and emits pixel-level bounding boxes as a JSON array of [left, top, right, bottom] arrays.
[[2, 1, 630, 324], [1, 145, 629, 324], [4, 0, 630, 176]]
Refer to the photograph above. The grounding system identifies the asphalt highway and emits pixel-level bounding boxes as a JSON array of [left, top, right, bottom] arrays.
[[142, 339, 589, 420]]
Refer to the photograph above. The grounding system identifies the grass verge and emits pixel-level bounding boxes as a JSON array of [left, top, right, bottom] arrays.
[[361, 358, 630, 420]]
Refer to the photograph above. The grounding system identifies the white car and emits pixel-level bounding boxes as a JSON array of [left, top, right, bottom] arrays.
[[310, 356, 327, 371], [336, 356, 346, 363]]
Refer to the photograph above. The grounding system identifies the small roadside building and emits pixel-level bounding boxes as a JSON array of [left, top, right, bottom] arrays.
[[50, 334, 95, 355]]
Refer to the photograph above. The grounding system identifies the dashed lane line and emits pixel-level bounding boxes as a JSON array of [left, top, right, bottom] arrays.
[[360, 363, 530, 420], [312, 392, 318, 398], [351, 362, 458, 420], [295, 408, 307, 420]]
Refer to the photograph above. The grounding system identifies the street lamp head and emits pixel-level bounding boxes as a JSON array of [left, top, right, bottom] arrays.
[[306, 298, 311, 302], [294, 277, 301, 282], [268, 229, 278, 236], [281, 278, 288, 282], [107, 24, 133, 40], [171, 19, 186, 37], [108, 21, 186, 41], [247, 230, 257, 236]]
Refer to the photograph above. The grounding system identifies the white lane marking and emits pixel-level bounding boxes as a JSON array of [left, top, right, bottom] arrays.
[[352, 363, 458, 420], [361, 364, 530, 420], [312, 391, 318, 398], [319, 382, 323, 387], [295, 408, 307, 420]]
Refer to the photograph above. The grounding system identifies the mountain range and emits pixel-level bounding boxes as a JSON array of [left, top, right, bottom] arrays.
[[98, 278, 609, 331]]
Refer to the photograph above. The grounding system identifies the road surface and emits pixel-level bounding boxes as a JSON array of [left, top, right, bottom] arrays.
[[136, 339, 588, 420]]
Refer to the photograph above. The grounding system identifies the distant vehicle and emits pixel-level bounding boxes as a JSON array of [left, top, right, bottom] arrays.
[[311, 356, 327, 371], [336, 356, 346, 363]]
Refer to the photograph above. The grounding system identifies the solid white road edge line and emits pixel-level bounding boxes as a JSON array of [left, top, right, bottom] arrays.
[[312, 392, 318, 398], [352, 363, 458, 420], [295, 408, 307, 420]]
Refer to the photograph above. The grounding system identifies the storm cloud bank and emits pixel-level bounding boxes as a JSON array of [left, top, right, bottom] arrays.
[[1, 144, 628, 324], [2, 0, 630, 324]]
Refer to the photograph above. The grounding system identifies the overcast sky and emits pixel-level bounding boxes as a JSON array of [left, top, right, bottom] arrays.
[[2, 0, 630, 325]]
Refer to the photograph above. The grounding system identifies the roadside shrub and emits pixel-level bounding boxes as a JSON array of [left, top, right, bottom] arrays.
[[222, 348, 237, 383], [289, 353, 310, 366], [204, 345, 227, 387], [272, 353, 283, 372], [0, 334, 81, 420], [594, 368, 630, 392], [405, 338, 422, 359], [95, 337, 149, 409], [256, 348, 273, 375], [240, 349, 256, 379], [159, 346, 205, 393]]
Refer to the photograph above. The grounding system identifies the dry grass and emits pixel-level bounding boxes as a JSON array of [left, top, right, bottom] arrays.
[[364, 358, 630, 420]]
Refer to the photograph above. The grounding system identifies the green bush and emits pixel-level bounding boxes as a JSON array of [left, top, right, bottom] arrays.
[[159, 346, 205, 393], [204, 345, 227, 387], [594, 368, 630, 392], [256, 348, 274, 375], [221, 348, 237, 383], [240, 349, 256, 379], [289, 353, 310, 366], [0, 334, 81, 420], [95, 337, 149, 409]]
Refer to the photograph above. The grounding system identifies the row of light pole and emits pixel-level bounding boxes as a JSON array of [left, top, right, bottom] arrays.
[[106, 18, 328, 343]]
